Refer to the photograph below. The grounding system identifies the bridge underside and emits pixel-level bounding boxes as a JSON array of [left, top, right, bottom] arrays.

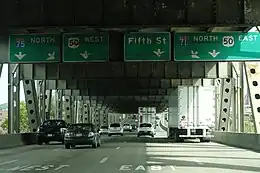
[[2, 0, 256, 114], [1, 0, 260, 29]]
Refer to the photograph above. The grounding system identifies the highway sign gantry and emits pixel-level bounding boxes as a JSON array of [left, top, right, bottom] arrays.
[[174, 32, 260, 61], [62, 33, 109, 62], [124, 32, 171, 61], [9, 34, 60, 63]]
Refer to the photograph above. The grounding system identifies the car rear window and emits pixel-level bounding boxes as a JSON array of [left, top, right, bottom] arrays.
[[42, 120, 66, 128], [101, 126, 108, 129], [110, 123, 120, 127], [68, 124, 93, 131], [140, 123, 152, 128]]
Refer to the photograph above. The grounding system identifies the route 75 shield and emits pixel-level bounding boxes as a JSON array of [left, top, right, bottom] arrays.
[[68, 37, 80, 49]]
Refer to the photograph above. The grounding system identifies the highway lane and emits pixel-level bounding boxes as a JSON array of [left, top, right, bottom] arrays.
[[0, 136, 259, 173]]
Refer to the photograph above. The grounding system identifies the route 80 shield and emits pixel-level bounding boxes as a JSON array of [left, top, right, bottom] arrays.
[[68, 37, 80, 49]]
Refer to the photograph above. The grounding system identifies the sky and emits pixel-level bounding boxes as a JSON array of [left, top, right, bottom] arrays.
[[0, 64, 25, 104], [0, 27, 256, 105]]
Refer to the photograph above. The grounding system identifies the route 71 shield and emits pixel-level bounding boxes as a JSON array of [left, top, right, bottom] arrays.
[[68, 37, 80, 49]]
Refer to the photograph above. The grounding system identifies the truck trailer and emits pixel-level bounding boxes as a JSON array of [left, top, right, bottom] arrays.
[[168, 86, 215, 142]]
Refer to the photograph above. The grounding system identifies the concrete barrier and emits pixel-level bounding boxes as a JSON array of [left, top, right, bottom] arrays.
[[0, 133, 36, 149], [212, 131, 260, 152]]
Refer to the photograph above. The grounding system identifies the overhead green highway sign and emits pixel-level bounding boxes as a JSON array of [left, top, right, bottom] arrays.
[[124, 32, 171, 61], [9, 34, 60, 63], [62, 33, 109, 62], [174, 32, 260, 61]]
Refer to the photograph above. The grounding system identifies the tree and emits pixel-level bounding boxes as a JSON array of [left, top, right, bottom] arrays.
[[1, 101, 30, 132]]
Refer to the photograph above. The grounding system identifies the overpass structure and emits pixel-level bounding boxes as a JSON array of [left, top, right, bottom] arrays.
[[0, 0, 260, 172]]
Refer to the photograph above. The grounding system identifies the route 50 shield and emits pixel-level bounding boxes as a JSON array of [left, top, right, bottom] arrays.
[[68, 37, 80, 49]]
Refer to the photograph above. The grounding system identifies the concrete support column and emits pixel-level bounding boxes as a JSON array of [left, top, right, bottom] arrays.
[[45, 90, 52, 120], [23, 80, 39, 132]]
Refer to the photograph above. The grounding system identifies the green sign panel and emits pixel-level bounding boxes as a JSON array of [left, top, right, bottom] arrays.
[[9, 34, 60, 63], [62, 33, 109, 62], [174, 32, 260, 61], [124, 32, 171, 61]]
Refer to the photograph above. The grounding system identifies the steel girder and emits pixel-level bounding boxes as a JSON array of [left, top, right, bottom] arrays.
[[0, 0, 259, 28], [244, 62, 260, 133], [19, 62, 232, 80], [45, 79, 217, 90]]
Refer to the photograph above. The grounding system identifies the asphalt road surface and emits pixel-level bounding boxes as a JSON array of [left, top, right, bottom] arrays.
[[0, 135, 259, 173]]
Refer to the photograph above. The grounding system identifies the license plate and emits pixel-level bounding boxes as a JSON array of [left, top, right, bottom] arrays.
[[47, 134, 52, 137], [76, 133, 82, 137]]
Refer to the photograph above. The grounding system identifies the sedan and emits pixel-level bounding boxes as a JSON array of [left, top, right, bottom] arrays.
[[64, 123, 101, 149]]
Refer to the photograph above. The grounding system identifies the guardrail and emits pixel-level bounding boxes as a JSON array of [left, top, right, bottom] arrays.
[[212, 131, 260, 152]]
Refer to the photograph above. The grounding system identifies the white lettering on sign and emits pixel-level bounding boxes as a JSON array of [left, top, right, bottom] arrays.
[[84, 36, 104, 43], [128, 37, 167, 45], [135, 165, 145, 171], [239, 35, 258, 42], [193, 35, 218, 42], [30, 37, 55, 44], [119, 165, 132, 170]]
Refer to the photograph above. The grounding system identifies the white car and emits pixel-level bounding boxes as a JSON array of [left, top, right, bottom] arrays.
[[99, 125, 109, 135], [123, 124, 132, 132], [137, 123, 155, 137], [108, 123, 123, 136]]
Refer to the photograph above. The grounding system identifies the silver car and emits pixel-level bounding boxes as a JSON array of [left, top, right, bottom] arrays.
[[108, 123, 123, 136]]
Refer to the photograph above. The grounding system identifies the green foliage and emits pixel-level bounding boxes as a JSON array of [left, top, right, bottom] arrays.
[[244, 119, 255, 133], [0, 103, 8, 110], [1, 101, 30, 132]]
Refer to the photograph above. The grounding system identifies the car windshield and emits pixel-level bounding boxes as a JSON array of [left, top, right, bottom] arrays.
[[42, 120, 66, 128], [124, 124, 130, 126], [110, 123, 120, 127], [140, 123, 152, 128], [100, 125, 108, 129], [68, 124, 93, 131]]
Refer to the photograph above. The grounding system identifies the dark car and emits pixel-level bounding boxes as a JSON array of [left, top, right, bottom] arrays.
[[36, 119, 67, 145], [64, 123, 101, 149]]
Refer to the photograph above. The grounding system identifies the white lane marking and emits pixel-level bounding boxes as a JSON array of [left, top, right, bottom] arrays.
[[170, 165, 176, 171], [194, 159, 204, 165], [0, 160, 18, 166], [100, 157, 108, 164], [53, 148, 60, 151], [116, 147, 120, 149], [54, 165, 70, 171]]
